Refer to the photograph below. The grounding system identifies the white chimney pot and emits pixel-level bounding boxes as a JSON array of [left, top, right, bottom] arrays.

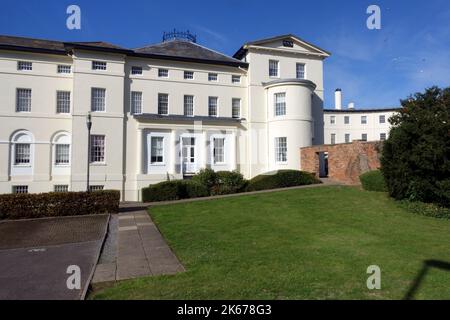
[[335, 89, 342, 110]]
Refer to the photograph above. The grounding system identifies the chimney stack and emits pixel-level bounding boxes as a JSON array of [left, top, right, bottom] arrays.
[[335, 89, 342, 110], [348, 102, 355, 109]]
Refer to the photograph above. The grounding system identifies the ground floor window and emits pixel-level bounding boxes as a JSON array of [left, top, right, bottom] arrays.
[[213, 138, 225, 163], [54, 185, 69, 192], [13, 185, 28, 194], [330, 133, 336, 145], [14, 143, 30, 164], [150, 136, 164, 164], [380, 133, 386, 141], [55, 144, 70, 165], [89, 185, 104, 191], [90, 135, 105, 163], [275, 137, 287, 163], [345, 133, 350, 143], [361, 133, 368, 141]]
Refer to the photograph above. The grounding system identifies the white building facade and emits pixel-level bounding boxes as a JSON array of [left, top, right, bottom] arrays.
[[3, 33, 389, 200], [323, 89, 399, 144]]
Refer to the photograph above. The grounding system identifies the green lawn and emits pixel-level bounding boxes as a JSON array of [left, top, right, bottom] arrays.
[[92, 186, 450, 299]]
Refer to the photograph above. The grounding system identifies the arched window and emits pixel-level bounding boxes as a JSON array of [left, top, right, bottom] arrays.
[[52, 132, 71, 166], [10, 130, 34, 176]]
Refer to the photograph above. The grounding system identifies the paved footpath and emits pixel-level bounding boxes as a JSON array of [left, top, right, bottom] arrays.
[[92, 205, 184, 283]]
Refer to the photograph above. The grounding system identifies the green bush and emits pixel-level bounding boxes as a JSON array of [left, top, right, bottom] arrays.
[[192, 168, 218, 193], [398, 200, 450, 220], [142, 180, 208, 202], [0, 190, 120, 220], [381, 86, 450, 207], [360, 170, 387, 192], [246, 170, 321, 192], [211, 171, 247, 195]]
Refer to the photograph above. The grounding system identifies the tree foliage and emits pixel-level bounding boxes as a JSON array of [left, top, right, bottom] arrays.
[[381, 86, 450, 207]]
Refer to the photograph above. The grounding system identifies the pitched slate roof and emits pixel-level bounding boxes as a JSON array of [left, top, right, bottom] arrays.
[[132, 40, 248, 67], [0, 34, 248, 68], [0, 35, 132, 55]]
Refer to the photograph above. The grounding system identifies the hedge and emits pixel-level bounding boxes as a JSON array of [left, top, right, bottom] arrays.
[[360, 170, 387, 192], [211, 171, 247, 195], [142, 180, 209, 202], [246, 170, 321, 192], [0, 190, 120, 220]]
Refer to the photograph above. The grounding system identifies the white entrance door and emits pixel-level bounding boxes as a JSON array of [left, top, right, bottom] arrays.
[[181, 137, 196, 174]]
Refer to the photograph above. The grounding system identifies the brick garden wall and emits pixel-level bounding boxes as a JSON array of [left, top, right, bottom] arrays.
[[300, 141, 383, 184]]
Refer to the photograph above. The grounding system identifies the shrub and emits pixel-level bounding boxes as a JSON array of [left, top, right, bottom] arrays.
[[192, 168, 218, 193], [0, 190, 120, 220], [381, 86, 450, 207], [246, 170, 321, 192], [142, 180, 208, 202], [398, 200, 450, 220], [360, 170, 387, 192], [211, 171, 247, 195]]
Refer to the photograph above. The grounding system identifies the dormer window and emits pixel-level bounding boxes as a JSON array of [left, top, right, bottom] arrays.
[[208, 73, 218, 81], [158, 68, 169, 78], [92, 61, 107, 70], [131, 66, 143, 75]]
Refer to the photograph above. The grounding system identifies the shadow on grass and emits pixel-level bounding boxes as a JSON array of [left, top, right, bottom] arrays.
[[404, 259, 450, 300]]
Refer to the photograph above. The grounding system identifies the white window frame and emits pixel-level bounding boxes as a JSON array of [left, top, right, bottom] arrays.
[[208, 96, 218, 117], [344, 116, 350, 124], [208, 73, 218, 82], [54, 185, 69, 192], [184, 95, 194, 117], [18, 61, 32, 71], [361, 133, 368, 141], [131, 91, 143, 115], [91, 88, 106, 112], [269, 60, 279, 77], [213, 137, 225, 164], [274, 92, 286, 116], [232, 75, 241, 84], [361, 115, 367, 124], [92, 61, 107, 71], [379, 115, 386, 124], [380, 133, 387, 141], [275, 137, 287, 163], [57, 65, 71, 74], [56, 91, 71, 114], [16, 88, 32, 112], [13, 185, 28, 194], [345, 133, 350, 143], [158, 68, 169, 78], [89, 185, 104, 191], [14, 143, 31, 165], [232, 98, 241, 119], [184, 71, 194, 80], [158, 93, 169, 115], [330, 133, 336, 145], [131, 66, 143, 75], [90, 135, 106, 163], [54, 144, 71, 166], [330, 116, 336, 124], [150, 136, 165, 165], [296, 63, 306, 79]]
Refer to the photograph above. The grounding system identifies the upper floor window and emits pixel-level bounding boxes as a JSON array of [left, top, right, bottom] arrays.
[[158, 93, 169, 115], [16, 88, 32, 112], [131, 66, 143, 75], [91, 88, 106, 112], [213, 138, 225, 163], [92, 61, 107, 70], [361, 133, 368, 141], [131, 91, 142, 114], [18, 61, 32, 71], [330, 116, 336, 124], [274, 93, 286, 116], [232, 75, 241, 84], [184, 95, 194, 116], [184, 71, 194, 80], [344, 116, 350, 124], [232, 98, 241, 119], [275, 137, 287, 163], [57, 65, 71, 74], [90, 135, 105, 163], [208, 97, 218, 117], [361, 116, 367, 124], [269, 60, 279, 77], [56, 91, 71, 114], [158, 68, 169, 77], [379, 115, 386, 123], [150, 136, 164, 164], [380, 133, 387, 141], [208, 73, 218, 81], [296, 63, 305, 79], [330, 133, 336, 145]]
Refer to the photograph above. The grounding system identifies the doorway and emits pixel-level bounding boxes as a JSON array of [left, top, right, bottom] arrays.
[[181, 137, 196, 174]]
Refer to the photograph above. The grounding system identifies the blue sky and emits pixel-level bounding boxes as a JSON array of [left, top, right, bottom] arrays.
[[1, 0, 449, 109]]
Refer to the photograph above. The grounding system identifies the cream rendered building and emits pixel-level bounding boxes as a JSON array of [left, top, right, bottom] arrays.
[[0, 33, 330, 200]]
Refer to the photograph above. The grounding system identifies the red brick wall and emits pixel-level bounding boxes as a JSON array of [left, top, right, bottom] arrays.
[[300, 141, 383, 184]]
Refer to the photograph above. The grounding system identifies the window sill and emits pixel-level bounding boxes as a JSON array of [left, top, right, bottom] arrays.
[[150, 163, 165, 166], [90, 162, 107, 166], [13, 164, 31, 168]]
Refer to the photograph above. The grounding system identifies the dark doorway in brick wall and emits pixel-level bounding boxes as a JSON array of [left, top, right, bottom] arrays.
[[318, 152, 328, 178]]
